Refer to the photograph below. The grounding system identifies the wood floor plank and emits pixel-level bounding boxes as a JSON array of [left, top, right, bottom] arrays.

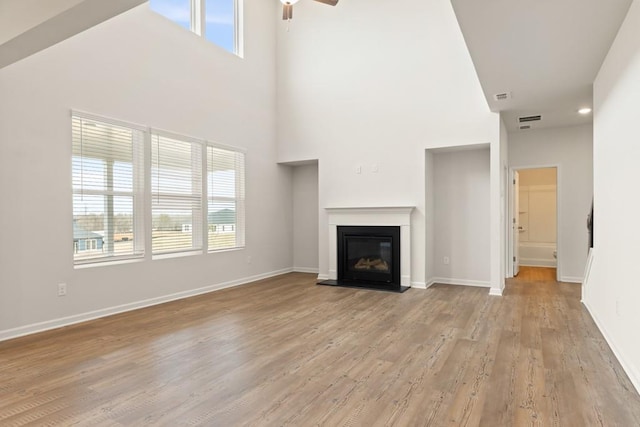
[[1, 271, 640, 426]]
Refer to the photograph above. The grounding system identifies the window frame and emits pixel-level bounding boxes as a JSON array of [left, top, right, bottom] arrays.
[[150, 129, 204, 257], [151, 0, 243, 56], [206, 143, 246, 252], [71, 111, 146, 266], [72, 112, 247, 267]]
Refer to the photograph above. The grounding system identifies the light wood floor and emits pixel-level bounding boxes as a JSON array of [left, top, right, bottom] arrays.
[[1, 271, 640, 426]]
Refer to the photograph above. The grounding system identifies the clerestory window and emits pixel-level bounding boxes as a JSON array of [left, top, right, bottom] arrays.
[[150, 0, 242, 56]]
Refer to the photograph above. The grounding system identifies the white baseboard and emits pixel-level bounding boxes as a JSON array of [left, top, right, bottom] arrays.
[[317, 273, 329, 281], [411, 281, 427, 289], [489, 287, 504, 296], [520, 258, 557, 268], [582, 248, 594, 302], [583, 301, 640, 395], [0, 267, 294, 343], [429, 277, 491, 288], [560, 276, 583, 283], [293, 267, 319, 274]]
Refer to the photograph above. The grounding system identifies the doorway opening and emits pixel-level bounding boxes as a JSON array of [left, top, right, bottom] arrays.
[[510, 167, 558, 280]]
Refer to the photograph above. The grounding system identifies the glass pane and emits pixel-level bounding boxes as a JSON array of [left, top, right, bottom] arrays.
[[72, 156, 105, 191], [152, 209, 198, 253], [150, 0, 192, 30], [208, 201, 236, 250], [73, 195, 136, 261], [208, 169, 236, 199], [205, 0, 235, 53], [346, 237, 392, 273]]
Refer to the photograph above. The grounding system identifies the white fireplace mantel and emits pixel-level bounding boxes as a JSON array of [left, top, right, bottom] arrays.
[[325, 206, 414, 287]]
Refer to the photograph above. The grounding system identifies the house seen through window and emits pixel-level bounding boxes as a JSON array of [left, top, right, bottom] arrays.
[[150, 0, 241, 55]]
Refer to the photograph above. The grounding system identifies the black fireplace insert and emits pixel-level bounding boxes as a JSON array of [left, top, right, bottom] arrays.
[[319, 225, 407, 292]]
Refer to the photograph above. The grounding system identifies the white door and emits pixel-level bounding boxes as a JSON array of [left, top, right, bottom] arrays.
[[513, 170, 521, 276]]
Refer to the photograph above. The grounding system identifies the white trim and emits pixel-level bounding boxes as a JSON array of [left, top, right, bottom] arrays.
[[559, 276, 583, 283], [489, 287, 503, 296], [234, 0, 244, 57], [206, 139, 247, 154], [583, 301, 640, 395], [520, 259, 557, 268], [74, 256, 144, 269], [317, 273, 329, 281], [411, 281, 427, 289], [429, 277, 491, 288], [71, 109, 148, 132], [325, 206, 415, 219], [293, 267, 319, 274], [150, 127, 206, 146], [508, 165, 561, 281], [192, 0, 203, 36], [582, 248, 594, 302], [0, 268, 293, 343], [325, 206, 415, 287]]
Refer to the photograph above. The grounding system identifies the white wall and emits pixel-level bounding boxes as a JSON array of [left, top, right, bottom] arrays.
[[518, 168, 557, 244], [277, 0, 501, 288], [292, 163, 319, 272], [588, 0, 640, 393], [432, 148, 490, 286], [497, 116, 509, 294], [0, 2, 292, 338], [509, 125, 593, 282], [518, 188, 557, 244]]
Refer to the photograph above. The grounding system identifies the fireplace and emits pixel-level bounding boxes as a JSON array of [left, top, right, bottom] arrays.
[[320, 225, 407, 292], [321, 206, 415, 291]]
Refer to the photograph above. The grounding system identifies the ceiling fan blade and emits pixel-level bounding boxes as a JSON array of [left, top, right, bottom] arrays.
[[282, 3, 293, 20], [313, 0, 339, 6]]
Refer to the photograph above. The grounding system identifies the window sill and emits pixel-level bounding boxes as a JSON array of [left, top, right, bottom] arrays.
[[207, 247, 245, 255], [152, 250, 203, 261], [74, 257, 144, 269]]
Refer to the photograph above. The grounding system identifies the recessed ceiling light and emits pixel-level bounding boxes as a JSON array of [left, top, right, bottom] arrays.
[[578, 108, 592, 115]]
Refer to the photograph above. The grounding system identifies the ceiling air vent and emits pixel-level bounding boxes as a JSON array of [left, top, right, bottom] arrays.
[[493, 92, 511, 101], [518, 115, 542, 123], [520, 125, 531, 130]]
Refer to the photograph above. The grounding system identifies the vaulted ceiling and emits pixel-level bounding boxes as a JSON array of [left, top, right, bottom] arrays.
[[451, 0, 633, 132], [0, 0, 146, 70], [2, 0, 634, 134]]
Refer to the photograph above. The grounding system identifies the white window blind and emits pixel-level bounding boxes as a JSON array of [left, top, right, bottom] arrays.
[[151, 132, 203, 255], [72, 115, 144, 264], [207, 146, 245, 251]]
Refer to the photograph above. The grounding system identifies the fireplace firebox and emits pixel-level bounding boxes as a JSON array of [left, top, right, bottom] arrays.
[[319, 225, 407, 292]]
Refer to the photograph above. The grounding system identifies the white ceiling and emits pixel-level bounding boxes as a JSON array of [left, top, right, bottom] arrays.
[[0, 0, 146, 70], [450, 0, 633, 132]]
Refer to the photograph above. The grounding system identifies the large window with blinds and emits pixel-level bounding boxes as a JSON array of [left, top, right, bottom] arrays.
[[71, 113, 245, 265], [72, 115, 145, 264], [151, 132, 203, 255], [207, 146, 245, 251]]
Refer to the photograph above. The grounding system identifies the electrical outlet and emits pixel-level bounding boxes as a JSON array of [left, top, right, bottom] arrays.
[[355, 166, 362, 174], [58, 283, 67, 297], [443, 256, 450, 265], [372, 164, 379, 173]]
